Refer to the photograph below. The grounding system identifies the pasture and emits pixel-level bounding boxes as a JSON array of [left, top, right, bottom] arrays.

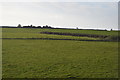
[[2, 28, 119, 78]]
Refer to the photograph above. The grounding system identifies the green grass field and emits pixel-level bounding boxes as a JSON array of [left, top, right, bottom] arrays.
[[2, 28, 119, 36], [2, 28, 119, 78], [2, 28, 101, 40]]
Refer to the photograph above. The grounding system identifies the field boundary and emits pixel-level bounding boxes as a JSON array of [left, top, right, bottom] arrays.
[[1, 78, 119, 80], [0, 38, 112, 42], [40, 31, 109, 38]]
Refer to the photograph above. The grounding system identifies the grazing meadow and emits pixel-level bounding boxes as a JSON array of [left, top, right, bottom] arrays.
[[2, 28, 119, 78]]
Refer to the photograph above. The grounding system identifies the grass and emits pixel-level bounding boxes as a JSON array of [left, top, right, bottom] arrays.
[[2, 28, 119, 41], [2, 28, 119, 36], [2, 28, 101, 40], [2, 28, 119, 78], [2, 40, 118, 78]]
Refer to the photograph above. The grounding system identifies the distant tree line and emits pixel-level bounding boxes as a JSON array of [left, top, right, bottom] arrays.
[[17, 24, 53, 28], [17, 24, 114, 31]]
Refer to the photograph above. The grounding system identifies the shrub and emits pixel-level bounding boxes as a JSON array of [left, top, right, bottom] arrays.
[[104, 35, 120, 41]]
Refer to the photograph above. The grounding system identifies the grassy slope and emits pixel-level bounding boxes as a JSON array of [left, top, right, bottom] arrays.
[[2, 28, 119, 41], [2, 28, 118, 78], [3, 40, 118, 78], [44, 29, 119, 36], [2, 28, 100, 40], [2, 28, 119, 36]]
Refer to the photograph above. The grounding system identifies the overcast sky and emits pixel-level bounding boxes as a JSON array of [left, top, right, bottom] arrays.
[[0, 0, 119, 30]]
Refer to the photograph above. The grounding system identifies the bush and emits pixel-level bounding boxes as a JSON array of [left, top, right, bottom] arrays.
[[104, 36, 120, 41], [17, 24, 22, 28]]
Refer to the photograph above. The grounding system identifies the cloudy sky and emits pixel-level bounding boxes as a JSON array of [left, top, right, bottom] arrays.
[[0, 0, 119, 30]]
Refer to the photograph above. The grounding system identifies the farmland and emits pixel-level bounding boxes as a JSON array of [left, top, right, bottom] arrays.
[[2, 28, 119, 78]]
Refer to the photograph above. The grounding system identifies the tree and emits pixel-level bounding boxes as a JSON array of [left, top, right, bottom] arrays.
[[30, 25, 33, 28], [32, 26, 36, 28], [37, 26, 41, 28], [111, 29, 113, 31], [105, 29, 107, 31], [17, 24, 22, 28], [45, 25, 49, 28]]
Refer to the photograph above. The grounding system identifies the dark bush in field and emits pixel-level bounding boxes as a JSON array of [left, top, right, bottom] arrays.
[[40, 31, 120, 41], [104, 36, 120, 41], [41, 31, 108, 38]]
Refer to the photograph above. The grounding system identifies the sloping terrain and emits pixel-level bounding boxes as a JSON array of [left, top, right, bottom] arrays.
[[2, 28, 119, 78]]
